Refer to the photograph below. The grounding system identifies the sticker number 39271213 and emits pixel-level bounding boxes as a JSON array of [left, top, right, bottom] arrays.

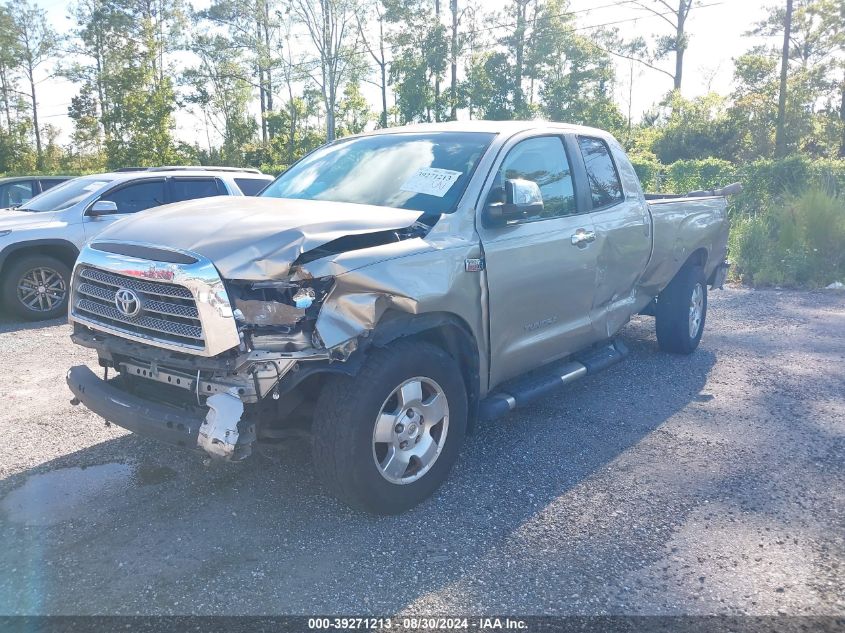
[[400, 167, 463, 198]]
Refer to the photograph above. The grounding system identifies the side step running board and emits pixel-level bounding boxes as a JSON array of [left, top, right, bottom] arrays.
[[478, 339, 629, 421]]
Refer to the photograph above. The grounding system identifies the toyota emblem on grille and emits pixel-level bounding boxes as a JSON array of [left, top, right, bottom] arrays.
[[115, 288, 142, 318]]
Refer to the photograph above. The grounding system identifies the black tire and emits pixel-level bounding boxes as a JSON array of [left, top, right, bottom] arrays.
[[655, 264, 708, 355], [312, 340, 468, 514], [2, 255, 71, 321]]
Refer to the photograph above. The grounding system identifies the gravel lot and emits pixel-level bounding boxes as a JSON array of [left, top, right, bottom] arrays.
[[0, 288, 843, 616]]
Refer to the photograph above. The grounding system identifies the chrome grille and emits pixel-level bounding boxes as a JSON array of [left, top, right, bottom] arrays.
[[72, 266, 205, 349]]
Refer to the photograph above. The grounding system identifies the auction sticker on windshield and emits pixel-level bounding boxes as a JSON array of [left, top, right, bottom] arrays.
[[400, 168, 462, 198]]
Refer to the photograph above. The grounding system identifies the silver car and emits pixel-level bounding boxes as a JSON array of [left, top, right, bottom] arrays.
[[0, 167, 273, 320]]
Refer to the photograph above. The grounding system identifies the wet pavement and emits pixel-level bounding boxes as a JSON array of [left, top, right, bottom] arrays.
[[0, 288, 843, 615]]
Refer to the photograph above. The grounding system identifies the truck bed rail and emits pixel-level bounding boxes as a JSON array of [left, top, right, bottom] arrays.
[[646, 182, 743, 201]]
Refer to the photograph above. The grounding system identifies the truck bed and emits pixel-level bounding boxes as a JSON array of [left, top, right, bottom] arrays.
[[638, 196, 731, 296]]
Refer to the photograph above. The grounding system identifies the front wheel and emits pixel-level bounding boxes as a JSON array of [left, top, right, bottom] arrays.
[[2, 255, 71, 321], [312, 340, 468, 514], [655, 265, 708, 355]]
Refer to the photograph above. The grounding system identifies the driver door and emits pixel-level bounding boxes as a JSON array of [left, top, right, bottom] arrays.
[[479, 135, 599, 387]]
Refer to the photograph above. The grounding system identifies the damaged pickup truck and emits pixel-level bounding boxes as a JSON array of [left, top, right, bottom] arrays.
[[66, 122, 736, 513]]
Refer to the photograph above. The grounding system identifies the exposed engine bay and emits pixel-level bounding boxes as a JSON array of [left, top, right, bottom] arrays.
[[226, 218, 435, 354]]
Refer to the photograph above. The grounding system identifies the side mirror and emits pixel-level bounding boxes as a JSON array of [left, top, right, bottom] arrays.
[[87, 200, 119, 217], [485, 179, 544, 226]]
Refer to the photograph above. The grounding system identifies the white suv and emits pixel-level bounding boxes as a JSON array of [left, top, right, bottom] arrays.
[[0, 167, 273, 321]]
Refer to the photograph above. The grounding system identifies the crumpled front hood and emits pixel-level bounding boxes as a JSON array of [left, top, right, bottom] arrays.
[[93, 197, 426, 280], [0, 208, 57, 231]]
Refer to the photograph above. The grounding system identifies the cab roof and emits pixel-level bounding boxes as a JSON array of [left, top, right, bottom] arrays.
[[82, 169, 273, 184], [360, 120, 615, 140], [0, 175, 71, 184]]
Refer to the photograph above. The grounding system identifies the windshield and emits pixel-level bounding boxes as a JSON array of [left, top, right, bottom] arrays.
[[260, 132, 495, 214], [20, 176, 115, 212]]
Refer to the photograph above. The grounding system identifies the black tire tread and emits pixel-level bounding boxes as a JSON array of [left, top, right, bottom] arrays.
[[655, 264, 707, 355], [312, 339, 465, 514]]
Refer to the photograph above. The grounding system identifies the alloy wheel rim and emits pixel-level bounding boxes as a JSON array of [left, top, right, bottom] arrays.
[[372, 376, 450, 485], [17, 267, 67, 313], [689, 283, 704, 339]]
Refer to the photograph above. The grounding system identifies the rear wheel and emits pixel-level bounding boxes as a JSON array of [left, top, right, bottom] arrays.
[[655, 264, 708, 355], [2, 255, 71, 321], [312, 340, 467, 514]]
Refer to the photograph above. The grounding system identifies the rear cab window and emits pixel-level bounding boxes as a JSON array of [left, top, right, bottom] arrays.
[[235, 178, 269, 196], [577, 136, 624, 209]]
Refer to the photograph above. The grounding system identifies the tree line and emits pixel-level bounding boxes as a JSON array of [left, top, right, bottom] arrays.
[[0, 0, 843, 175]]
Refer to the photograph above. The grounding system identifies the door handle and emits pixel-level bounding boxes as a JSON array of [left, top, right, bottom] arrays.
[[571, 229, 597, 246]]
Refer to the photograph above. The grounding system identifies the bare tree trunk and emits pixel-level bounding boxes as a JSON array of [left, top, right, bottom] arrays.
[[380, 59, 388, 128], [323, 0, 336, 141], [434, 0, 441, 122], [326, 89, 336, 141], [0, 68, 11, 131], [775, 0, 793, 158], [284, 58, 296, 164], [674, 0, 687, 91], [259, 65, 267, 143], [628, 58, 634, 141], [95, 38, 108, 138], [513, 0, 528, 116], [257, 10, 267, 143], [28, 66, 42, 168], [450, 0, 458, 120], [839, 78, 845, 158], [263, 0, 273, 120]]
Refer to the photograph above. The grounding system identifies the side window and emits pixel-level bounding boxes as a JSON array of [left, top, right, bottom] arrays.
[[100, 180, 166, 214], [577, 136, 624, 209], [1, 181, 34, 207], [235, 178, 269, 196], [495, 136, 576, 219], [171, 178, 223, 203]]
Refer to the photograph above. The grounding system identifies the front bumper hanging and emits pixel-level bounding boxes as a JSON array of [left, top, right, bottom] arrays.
[[711, 260, 730, 289], [66, 365, 254, 460]]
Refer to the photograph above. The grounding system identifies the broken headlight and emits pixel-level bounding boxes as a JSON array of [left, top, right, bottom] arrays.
[[228, 278, 334, 352]]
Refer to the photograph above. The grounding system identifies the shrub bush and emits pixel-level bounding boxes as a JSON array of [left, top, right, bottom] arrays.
[[631, 155, 845, 217], [730, 187, 845, 287]]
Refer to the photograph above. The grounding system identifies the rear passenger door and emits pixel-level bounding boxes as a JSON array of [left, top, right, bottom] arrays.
[[574, 135, 651, 337], [169, 177, 225, 202]]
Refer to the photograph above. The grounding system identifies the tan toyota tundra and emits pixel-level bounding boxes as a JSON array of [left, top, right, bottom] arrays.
[[66, 122, 737, 513]]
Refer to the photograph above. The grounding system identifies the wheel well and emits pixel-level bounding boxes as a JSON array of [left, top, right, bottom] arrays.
[[269, 312, 483, 433], [685, 248, 708, 270], [0, 242, 79, 280], [371, 312, 482, 431]]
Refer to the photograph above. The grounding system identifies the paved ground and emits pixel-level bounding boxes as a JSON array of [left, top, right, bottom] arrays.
[[0, 288, 842, 616]]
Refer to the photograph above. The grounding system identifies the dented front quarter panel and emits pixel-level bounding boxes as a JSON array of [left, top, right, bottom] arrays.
[[299, 206, 491, 395]]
